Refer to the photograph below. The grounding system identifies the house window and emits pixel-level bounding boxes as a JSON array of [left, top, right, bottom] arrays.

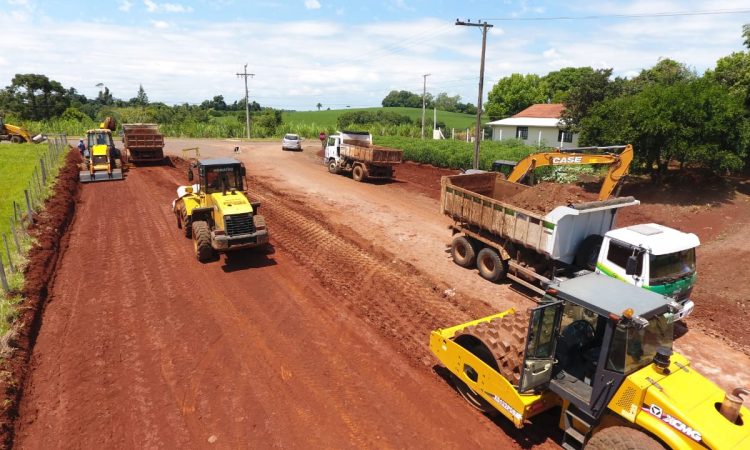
[[558, 130, 573, 143], [516, 126, 528, 140]]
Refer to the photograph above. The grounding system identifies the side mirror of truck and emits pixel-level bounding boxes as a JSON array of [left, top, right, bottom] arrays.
[[187, 170, 194, 182], [625, 255, 638, 276]]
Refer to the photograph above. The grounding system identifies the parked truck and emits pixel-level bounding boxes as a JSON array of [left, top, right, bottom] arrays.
[[323, 131, 403, 182], [442, 172, 699, 320], [122, 123, 165, 164]]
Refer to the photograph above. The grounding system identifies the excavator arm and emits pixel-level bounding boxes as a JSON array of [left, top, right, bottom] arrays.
[[504, 144, 633, 201]]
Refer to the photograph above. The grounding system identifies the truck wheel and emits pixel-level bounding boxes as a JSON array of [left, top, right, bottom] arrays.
[[575, 235, 604, 271], [181, 206, 191, 238], [585, 426, 663, 450], [352, 165, 366, 182], [451, 235, 477, 268], [477, 248, 506, 282], [192, 221, 214, 262], [328, 160, 340, 174]]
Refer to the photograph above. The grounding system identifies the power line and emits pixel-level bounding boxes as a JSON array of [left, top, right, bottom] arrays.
[[236, 64, 254, 139], [484, 8, 750, 21]]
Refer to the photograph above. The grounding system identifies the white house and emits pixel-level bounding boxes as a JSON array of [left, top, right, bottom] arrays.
[[486, 104, 579, 148]]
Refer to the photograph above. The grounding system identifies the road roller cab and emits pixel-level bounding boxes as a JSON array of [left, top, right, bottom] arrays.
[[430, 273, 750, 449]]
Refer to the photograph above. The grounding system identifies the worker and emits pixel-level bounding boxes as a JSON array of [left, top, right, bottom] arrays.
[[77, 139, 86, 157]]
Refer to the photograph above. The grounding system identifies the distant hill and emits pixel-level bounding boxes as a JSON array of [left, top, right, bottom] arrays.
[[283, 107, 477, 130]]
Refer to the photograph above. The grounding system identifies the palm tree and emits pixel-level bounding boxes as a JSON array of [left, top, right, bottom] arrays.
[[316, 102, 322, 111]]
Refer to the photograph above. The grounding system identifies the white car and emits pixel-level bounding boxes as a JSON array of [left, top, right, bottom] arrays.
[[282, 133, 302, 151]]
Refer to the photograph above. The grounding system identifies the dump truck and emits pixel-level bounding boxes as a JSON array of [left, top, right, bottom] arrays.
[[442, 171, 699, 320], [122, 123, 165, 163], [172, 158, 268, 262], [0, 117, 45, 143], [323, 131, 403, 182], [79, 129, 123, 182], [431, 273, 750, 449]]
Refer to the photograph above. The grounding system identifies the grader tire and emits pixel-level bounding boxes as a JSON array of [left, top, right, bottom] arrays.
[[585, 426, 664, 450], [454, 310, 529, 386], [192, 221, 214, 262]]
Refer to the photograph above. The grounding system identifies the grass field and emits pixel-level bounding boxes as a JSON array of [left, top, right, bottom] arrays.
[[283, 107, 476, 130]]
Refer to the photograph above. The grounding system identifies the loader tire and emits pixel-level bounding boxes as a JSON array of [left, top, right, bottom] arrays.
[[451, 235, 477, 268], [453, 310, 529, 387], [352, 165, 366, 182], [181, 206, 191, 238], [328, 160, 340, 174], [585, 426, 663, 450], [10, 135, 23, 144], [192, 221, 214, 263], [477, 247, 507, 282]]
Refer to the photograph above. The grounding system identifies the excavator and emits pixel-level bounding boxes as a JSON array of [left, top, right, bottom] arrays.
[[492, 144, 634, 201], [0, 117, 45, 143]]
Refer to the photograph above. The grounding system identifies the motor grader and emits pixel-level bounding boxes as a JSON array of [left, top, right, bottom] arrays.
[[173, 158, 268, 262], [431, 273, 750, 449]]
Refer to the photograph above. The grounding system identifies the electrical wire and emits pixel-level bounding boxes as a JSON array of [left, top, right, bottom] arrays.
[[483, 8, 750, 21]]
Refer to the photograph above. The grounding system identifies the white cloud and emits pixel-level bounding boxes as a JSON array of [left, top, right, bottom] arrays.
[[144, 0, 158, 12], [304, 0, 321, 10], [144, 0, 191, 13], [151, 20, 169, 29], [119, 0, 133, 12]]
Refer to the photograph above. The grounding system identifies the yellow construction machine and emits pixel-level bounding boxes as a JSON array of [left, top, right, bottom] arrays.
[[491, 144, 634, 201], [79, 129, 123, 182], [431, 273, 750, 449], [172, 158, 269, 262], [0, 117, 45, 143]]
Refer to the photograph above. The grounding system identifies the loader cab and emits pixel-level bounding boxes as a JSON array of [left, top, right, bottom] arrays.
[[194, 158, 247, 194], [520, 273, 675, 418]]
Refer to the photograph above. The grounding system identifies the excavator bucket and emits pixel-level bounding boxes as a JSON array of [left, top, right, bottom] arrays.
[[79, 168, 123, 183]]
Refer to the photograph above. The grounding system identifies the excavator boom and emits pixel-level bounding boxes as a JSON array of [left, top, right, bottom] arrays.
[[504, 144, 633, 200]]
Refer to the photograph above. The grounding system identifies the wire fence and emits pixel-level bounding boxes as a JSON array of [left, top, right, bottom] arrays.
[[0, 135, 69, 293]]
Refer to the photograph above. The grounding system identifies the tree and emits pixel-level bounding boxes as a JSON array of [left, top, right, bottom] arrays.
[[96, 85, 114, 105], [560, 68, 614, 131], [485, 73, 547, 120], [580, 78, 749, 182], [625, 58, 695, 94], [542, 67, 597, 103], [316, 102, 322, 111], [0, 74, 70, 120], [381, 90, 424, 108], [130, 84, 149, 106], [434, 92, 461, 112], [743, 23, 750, 49]]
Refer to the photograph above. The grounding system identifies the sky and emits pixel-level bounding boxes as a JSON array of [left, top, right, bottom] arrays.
[[1, 0, 749, 110]]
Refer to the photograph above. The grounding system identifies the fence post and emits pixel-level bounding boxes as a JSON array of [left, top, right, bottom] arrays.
[[0, 256, 8, 293], [9, 220, 20, 251], [3, 235, 13, 274], [24, 190, 33, 222], [40, 158, 47, 184]]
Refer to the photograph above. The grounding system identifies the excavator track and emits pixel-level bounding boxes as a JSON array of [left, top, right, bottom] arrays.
[[454, 310, 529, 385]]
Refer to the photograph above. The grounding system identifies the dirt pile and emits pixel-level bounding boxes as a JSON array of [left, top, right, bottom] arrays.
[[506, 182, 599, 214], [0, 149, 80, 448]]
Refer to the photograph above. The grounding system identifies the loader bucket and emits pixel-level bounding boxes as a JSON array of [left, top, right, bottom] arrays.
[[79, 169, 123, 183]]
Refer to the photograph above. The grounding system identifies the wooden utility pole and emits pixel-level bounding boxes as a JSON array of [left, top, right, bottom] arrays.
[[236, 64, 255, 139], [421, 73, 431, 139], [455, 19, 493, 170]]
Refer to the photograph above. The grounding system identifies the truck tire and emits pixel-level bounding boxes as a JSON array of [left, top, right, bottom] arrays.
[[585, 426, 663, 450], [352, 165, 366, 182], [328, 160, 340, 174], [451, 235, 477, 268], [575, 235, 604, 271], [453, 310, 529, 387], [477, 247, 507, 282], [192, 221, 214, 262]]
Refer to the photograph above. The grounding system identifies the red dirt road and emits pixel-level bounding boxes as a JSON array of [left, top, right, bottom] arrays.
[[15, 163, 552, 448]]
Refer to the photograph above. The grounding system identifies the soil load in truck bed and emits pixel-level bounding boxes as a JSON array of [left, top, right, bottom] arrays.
[[340, 144, 403, 164]]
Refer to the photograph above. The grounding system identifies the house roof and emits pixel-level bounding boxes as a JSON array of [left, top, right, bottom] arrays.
[[486, 103, 567, 127], [512, 103, 564, 118]]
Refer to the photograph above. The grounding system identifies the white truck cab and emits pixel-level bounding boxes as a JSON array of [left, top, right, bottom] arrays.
[[597, 223, 700, 320]]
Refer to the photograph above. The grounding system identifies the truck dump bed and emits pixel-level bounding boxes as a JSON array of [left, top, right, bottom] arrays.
[[340, 144, 403, 164], [123, 123, 165, 162], [441, 173, 639, 264]]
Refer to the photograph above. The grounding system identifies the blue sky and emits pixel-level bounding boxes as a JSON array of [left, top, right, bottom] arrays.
[[1, 0, 749, 110]]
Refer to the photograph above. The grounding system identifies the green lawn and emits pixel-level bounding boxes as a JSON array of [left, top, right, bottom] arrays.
[[283, 107, 477, 130]]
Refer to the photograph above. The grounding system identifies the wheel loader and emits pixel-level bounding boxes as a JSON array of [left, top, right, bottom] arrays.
[[172, 158, 269, 262], [0, 117, 45, 143], [78, 129, 123, 182], [431, 272, 750, 449]]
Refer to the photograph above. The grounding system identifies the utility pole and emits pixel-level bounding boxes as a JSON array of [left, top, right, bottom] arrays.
[[421, 73, 431, 139], [236, 64, 255, 139], [455, 19, 493, 170]]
